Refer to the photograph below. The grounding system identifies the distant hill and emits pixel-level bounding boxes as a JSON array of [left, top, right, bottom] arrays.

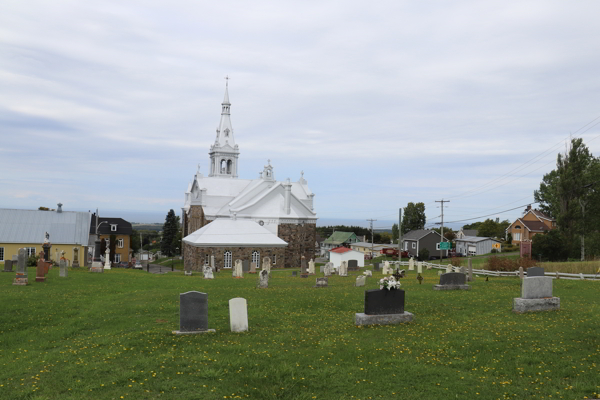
[[132, 223, 163, 232]]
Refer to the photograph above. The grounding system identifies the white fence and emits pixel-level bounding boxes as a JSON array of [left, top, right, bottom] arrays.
[[382, 260, 600, 281]]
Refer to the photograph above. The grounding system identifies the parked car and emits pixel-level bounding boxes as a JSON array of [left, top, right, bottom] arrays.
[[118, 261, 130, 268]]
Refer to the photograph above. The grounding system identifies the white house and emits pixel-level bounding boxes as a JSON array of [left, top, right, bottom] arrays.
[[328, 247, 365, 268]]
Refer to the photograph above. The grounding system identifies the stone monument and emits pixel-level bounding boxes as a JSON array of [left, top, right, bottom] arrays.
[[314, 277, 328, 288], [233, 259, 243, 278], [229, 298, 248, 333], [36, 251, 47, 283], [103, 247, 111, 270], [13, 248, 28, 286], [257, 269, 269, 288], [262, 257, 271, 274], [72, 247, 80, 268], [3, 259, 13, 273], [513, 276, 560, 313], [203, 265, 214, 279], [323, 262, 333, 277], [308, 259, 315, 274], [355, 288, 414, 326], [433, 272, 471, 290], [173, 291, 215, 334], [339, 261, 348, 277], [249, 262, 257, 274], [355, 275, 366, 287], [59, 251, 68, 278]]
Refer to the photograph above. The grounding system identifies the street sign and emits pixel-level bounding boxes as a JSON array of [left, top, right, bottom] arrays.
[[439, 242, 451, 250], [492, 243, 501, 249]]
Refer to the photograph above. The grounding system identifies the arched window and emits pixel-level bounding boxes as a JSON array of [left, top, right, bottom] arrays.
[[223, 251, 232, 268], [252, 251, 260, 266], [227, 160, 232, 174], [515, 225, 521, 229], [220, 159, 227, 173]]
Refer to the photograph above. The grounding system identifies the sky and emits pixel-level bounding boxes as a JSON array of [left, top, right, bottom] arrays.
[[2, 1, 600, 230]]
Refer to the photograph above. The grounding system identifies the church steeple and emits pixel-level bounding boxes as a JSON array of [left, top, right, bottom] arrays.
[[209, 77, 240, 178]]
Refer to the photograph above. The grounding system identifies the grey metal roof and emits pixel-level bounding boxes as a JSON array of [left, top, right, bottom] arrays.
[[0, 209, 92, 245], [402, 229, 445, 241], [455, 236, 500, 243]]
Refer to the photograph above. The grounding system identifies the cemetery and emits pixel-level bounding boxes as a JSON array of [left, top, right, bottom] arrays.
[[0, 263, 598, 400]]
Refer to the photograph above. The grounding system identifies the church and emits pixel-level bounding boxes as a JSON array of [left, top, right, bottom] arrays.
[[182, 82, 317, 270]]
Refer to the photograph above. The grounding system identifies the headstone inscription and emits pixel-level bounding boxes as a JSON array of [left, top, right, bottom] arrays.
[[72, 247, 80, 268], [203, 265, 214, 279], [355, 275, 366, 287], [258, 269, 269, 288], [433, 272, 470, 290], [3, 260, 13, 273], [229, 297, 248, 333], [13, 248, 28, 285], [348, 259, 358, 271], [173, 291, 215, 334], [527, 267, 545, 277], [315, 277, 328, 288], [513, 276, 560, 313]]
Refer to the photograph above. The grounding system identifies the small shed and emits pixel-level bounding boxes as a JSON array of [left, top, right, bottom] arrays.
[[455, 236, 500, 256], [328, 247, 365, 269]]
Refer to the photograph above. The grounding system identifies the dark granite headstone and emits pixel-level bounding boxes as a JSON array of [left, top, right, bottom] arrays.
[[301, 257, 307, 273], [179, 291, 208, 332], [3, 260, 13, 272], [364, 289, 405, 315], [292, 271, 297, 277], [348, 260, 359, 271], [527, 267, 545, 277], [374, 263, 380, 271], [242, 260, 250, 273], [439, 272, 466, 286]]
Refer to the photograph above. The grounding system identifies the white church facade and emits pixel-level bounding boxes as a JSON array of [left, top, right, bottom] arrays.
[[182, 82, 318, 270]]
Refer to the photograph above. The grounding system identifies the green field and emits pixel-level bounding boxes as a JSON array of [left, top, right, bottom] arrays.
[[1, 267, 598, 399]]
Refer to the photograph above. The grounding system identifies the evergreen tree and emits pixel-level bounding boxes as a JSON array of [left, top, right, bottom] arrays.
[[161, 209, 179, 257], [392, 223, 399, 242]]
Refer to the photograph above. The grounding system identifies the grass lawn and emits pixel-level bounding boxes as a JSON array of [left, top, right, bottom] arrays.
[[1, 267, 598, 399]]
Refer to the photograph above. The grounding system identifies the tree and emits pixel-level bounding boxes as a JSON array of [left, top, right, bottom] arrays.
[[478, 219, 499, 237], [534, 138, 600, 259], [418, 248, 429, 261], [400, 202, 426, 235], [161, 209, 180, 257], [379, 232, 392, 244], [392, 223, 399, 242], [532, 229, 569, 261]]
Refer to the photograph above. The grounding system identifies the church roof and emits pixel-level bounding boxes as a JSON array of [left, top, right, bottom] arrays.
[[183, 219, 288, 248]]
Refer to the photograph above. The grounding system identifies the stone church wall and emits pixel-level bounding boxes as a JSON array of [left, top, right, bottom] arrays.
[[278, 223, 316, 268], [183, 243, 286, 272], [185, 205, 206, 236]]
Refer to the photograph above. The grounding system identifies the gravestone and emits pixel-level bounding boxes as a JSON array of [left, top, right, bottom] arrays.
[[262, 257, 271, 273], [3, 260, 12, 272], [433, 272, 470, 290], [210, 255, 215, 272], [339, 261, 348, 276], [257, 269, 269, 288], [314, 277, 328, 288], [203, 265, 214, 279], [417, 262, 423, 274], [460, 266, 466, 274], [527, 267, 545, 277], [374, 263, 380, 272], [445, 265, 452, 273], [59, 258, 68, 278], [72, 247, 80, 268], [355, 288, 414, 326], [324, 262, 333, 277], [292, 271, 297, 277], [185, 270, 192, 276], [467, 258, 473, 282], [308, 259, 315, 274], [513, 276, 560, 313], [319, 264, 324, 273], [438, 270, 443, 276], [229, 298, 248, 332], [104, 247, 111, 270], [242, 260, 250, 273], [348, 259, 359, 271], [173, 291, 215, 334], [408, 258, 414, 271], [233, 259, 243, 278], [355, 275, 366, 287], [36, 254, 47, 283], [13, 248, 29, 285], [364, 270, 372, 277], [301, 257, 307, 274], [383, 261, 391, 274], [249, 262, 257, 274], [519, 267, 524, 280]]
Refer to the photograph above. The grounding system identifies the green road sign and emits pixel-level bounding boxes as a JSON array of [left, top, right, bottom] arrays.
[[439, 242, 451, 250]]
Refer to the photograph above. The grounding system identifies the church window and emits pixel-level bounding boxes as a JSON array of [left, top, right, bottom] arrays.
[[224, 128, 230, 137], [227, 160, 232, 174], [205, 254, 209, 265], [224, 251, 232, 268], [220, 159, 227, 173], [272, 255, 277, 265], [252, 251, 260, 266]]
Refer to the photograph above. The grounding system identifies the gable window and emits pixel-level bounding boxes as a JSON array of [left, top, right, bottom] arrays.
[[515, 225, 521, 229], [111, 224, 117, 232], [117, 239, 124, 248], [224, 251, 232, 268], [0, 247, 4, 261]]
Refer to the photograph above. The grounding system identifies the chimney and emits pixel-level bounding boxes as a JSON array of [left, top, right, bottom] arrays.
[[57, 203, 63, 213]]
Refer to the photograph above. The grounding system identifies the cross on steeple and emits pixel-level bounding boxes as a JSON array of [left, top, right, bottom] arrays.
[[225, 75, 229, 87]]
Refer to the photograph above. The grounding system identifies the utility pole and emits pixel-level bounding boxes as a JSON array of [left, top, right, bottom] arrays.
[[367, 219, 377, 260], [397, 208, 402, 263], [435, 199, 450, 263]]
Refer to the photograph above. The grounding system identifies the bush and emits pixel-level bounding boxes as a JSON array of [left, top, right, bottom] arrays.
[[418, 248, 429, 261], [27, 254, 39, 267], [450, 257, 462, 267], [485, 256, 537, 271]]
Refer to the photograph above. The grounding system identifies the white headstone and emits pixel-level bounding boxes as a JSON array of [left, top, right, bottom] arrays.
[[229, 298, 248, 332], [355, 275, 366, 287], [384, 261, 391, 274], [203, 265, 214, 279], [324, 262, 333, 276], [446, 265, 452, 273], [262, 257, 271, 273], [438, 270, 443, 276], [308, 259, 315, 274], [408, 258, 414, 271], [59, 259, 68, 277], [233, 259, 243, 278], [364, 270, 372, 277], [258, 269, 269, 288], [104, 248, 111, 270], [417, 262, 423, 274], [521, 276, 553, 299], [339, 261, 348, 276]]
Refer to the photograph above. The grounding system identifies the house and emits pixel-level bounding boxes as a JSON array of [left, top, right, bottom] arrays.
[[328, 246, 365, 268], [90, 214, 133, 263], [182, 82, 317, 270], [401, 229, 449, 259], [455, 228, 477, 239], [455, 236, 501, 256], [506, 205, 556, 244], [321, 232, 360, 256], [183, 218, 288, 269], [0, 205, 92, 265]]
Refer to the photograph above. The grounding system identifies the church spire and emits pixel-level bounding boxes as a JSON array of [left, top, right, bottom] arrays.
[[209, 77, 239, 178]]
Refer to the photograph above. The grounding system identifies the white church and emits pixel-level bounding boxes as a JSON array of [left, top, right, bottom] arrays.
[[182, 82, 318, 270]]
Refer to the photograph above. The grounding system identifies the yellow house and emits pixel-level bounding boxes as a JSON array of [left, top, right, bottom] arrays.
[[0, 206, 92, 266], [506, 206, 556, 245], [91, 214, 132, 263]]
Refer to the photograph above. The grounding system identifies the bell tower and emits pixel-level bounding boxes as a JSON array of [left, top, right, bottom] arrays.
[[209, 77, 240, 178]]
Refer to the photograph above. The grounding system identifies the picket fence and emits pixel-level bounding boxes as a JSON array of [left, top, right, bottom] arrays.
[[383, 260, 600, 281]]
